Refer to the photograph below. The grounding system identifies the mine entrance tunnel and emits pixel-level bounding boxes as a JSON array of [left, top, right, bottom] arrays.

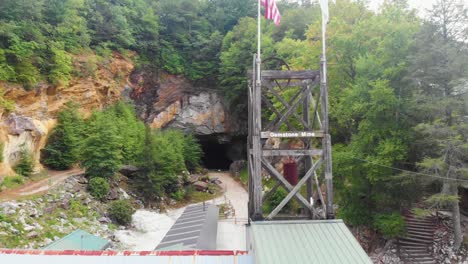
[[196, 135, 246, 171]]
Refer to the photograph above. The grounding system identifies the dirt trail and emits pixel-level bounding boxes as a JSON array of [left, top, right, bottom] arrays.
[[0, 168, 84, 201], [209, 171, 248, 250]]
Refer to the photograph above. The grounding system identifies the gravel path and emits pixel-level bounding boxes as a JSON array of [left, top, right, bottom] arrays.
[[0, 168, 84, 201]]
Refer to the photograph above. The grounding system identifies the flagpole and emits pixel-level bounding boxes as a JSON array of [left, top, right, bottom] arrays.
[[257, 0, 261, 85]]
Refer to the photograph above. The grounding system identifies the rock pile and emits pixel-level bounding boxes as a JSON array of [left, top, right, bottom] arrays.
[[0, 174, 121, 249]]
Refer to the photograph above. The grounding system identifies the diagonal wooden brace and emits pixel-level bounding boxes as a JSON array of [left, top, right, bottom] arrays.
[[261, 158, 320, 215], [265, 158, 323, 219], [271, 85, 312, 131], [262, 94, 296, 131], [266, 83, 311, 130]]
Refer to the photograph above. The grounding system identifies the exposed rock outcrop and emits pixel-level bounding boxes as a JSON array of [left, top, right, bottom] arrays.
[[0, 53, 239, 178], [131, 72, 236, 135], [151, 92, 229, 135], [0, 53, 134, 177]]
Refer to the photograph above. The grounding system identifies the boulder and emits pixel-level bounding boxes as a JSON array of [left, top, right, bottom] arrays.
[[27, 231, 39, 238], [119, 165, 140, 178], [229, 160, 246, 177], [107, 188, 119, 200], [5, 114, 38, 135], [193, 181, 209, 191], [98, 217, 111, 224]]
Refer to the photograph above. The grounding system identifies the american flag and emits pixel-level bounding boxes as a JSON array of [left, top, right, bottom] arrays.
[[260, 0, 281, 26]]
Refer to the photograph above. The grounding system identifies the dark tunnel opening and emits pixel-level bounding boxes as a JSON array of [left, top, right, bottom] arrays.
[[196, 135, 246, 170]]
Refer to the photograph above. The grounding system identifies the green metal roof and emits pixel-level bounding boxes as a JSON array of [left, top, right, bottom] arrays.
[[43, 229, 110, 250], [247, 220, 372, 264]]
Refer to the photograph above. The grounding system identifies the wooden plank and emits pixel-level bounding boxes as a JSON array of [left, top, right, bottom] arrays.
[[273, 85, 311, 131], [303, 88, 313, 219], [261, 70, 319, 80], [265, 83, 310, 129], [261, 149, 323, 157], [247, 70, 320, 80], [261, 130, 324, 138], [261, 158, 311, 210], [266, 159, 323, 219], [261, 94, 296, 131]]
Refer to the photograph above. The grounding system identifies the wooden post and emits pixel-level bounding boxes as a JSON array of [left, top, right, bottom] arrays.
[[320, 55, 334, 219], [251, 54, 263, 220], [303, 83, 313, 218]]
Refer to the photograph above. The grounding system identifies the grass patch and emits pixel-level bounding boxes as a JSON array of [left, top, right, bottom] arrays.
[[239, 166, 248, 186], [0, 175, 25, 190]]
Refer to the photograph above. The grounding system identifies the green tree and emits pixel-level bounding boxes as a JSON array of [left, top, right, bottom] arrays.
[[81, 111, 123, 179], [407, 0, 468, 250], [42, 103, 83, 170], [14, 146, 34, 177], [107, 102, 146, 163], [135, 128, 191, 202], [183, 133, 203, 171], [219, 17, 275, 117]]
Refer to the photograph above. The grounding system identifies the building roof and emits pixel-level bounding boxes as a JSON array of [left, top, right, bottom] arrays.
[[156, 203, 218, 250], [0, 249, 252, 264], [42, 229, 110, 250], [247, 220, 372, 264]]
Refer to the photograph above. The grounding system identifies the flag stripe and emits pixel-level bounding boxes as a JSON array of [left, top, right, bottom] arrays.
[[261, 0, 281, 26]]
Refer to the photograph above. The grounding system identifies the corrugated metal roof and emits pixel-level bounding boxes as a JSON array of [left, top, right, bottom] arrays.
[[0, 250, 253, 264], [156, 204, 218, 250], [247, 220, 372, 264], [42, 229, 110, 250]]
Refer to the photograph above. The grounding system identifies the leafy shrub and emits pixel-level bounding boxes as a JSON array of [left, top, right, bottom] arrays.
[[69, 199, 89, 217], [264, 188, 290, 213], [108, 200, 135, 225], [14, 147, 34, 177], [171, 190, 184, 201], [88, 177, 110, 200], [373, 212, 406, 238]]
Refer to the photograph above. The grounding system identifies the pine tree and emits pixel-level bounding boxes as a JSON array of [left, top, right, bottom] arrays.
[[42, 103, 83, 170], [408, 0, 468, 250], [81, 111, 123, 179]]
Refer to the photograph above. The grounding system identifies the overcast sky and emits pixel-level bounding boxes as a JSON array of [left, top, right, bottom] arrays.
[[365, 0, 468, 16]]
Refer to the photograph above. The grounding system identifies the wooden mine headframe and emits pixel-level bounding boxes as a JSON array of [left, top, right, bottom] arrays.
[[248, 55, 334, 220]]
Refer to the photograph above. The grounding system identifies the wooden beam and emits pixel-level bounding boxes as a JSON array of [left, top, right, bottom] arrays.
[[273, 85, 311, 131], [265, 83, 310, 129], [266, 159, 323, 219], [261, 149, 323, 157], [261, 94, 296, 131], [262, 70, 319, 80], [261, 131, 324, 138], [261, 158, 311, 210]]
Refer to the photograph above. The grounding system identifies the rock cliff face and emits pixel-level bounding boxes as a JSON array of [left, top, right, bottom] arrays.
[[0, 53, 134, 176], [0, 53, 235, 177], [130, 72, 236, 135]]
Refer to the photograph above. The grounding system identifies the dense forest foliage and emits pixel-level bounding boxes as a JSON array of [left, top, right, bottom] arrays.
[[41, 102, 203, 202], [1, 0, 467, 247]]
